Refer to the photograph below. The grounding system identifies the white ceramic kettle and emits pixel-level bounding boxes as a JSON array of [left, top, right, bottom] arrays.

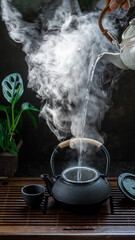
[[98, 4, 135, 70]]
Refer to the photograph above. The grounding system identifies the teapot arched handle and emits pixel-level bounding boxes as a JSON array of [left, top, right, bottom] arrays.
[[98, 0, 121, 47], [50, 138, 110, 177]]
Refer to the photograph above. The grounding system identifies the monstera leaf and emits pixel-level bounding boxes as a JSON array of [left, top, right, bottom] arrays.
[[13, 102, 39, 131], [0, 73, 39, 155], [2, 73, 24, 104], [21, 102, 39, 112]]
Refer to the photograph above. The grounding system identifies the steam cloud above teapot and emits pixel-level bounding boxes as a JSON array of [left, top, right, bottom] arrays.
[[1, 0, 129, 143]]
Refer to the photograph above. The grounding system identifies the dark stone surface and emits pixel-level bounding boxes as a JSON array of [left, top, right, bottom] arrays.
[[0, 1, 135, 178]]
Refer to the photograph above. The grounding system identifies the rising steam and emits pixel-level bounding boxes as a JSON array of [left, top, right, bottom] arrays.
[[1, 0, 128, 142]]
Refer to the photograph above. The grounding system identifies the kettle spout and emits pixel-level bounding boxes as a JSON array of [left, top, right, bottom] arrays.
[[99, 52, 128, 70], [40, 174, 54, 195]]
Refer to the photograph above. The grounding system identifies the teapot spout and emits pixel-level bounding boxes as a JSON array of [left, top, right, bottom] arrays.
[[40, 174, 54, 195], [99, 52, 128, 70]]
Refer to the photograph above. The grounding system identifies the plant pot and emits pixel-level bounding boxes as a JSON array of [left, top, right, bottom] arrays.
[[0, 140, 23, 179], [0, 153, 18, 178]]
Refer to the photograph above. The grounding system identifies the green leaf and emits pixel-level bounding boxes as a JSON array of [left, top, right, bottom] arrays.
[[2, 73, 24, 104], [0, 119, 7, 128], [13, 103, 39, 132], [0, 105, 7, 111], [0, 119, 8, 134], [0, 105, 11, 133], [25, 111, 38, 129], [6, 138, 18, 156], [0, 106, 19, 118], [0, 124, 18, 156], [0, 123, 6, 151], [21, 102, 39, 112]]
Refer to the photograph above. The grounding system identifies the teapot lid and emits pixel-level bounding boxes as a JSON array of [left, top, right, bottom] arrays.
[[122, 18, 135, 40], [118, 173, 135, 201]]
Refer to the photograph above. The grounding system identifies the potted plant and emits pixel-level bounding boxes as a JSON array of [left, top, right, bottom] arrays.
[[0, 73, 39, 178]]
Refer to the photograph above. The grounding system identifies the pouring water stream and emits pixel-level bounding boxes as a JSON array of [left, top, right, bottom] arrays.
[[77, 55, 101, 181]]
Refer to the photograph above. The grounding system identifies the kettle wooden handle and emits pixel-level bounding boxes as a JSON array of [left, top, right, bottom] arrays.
[[98, 0, 119, 45], [59, 138, 102, 149], [50, 138, 110, 177]]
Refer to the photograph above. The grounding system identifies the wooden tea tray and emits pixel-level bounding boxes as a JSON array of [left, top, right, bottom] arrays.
[[0, 177, 135, 240]]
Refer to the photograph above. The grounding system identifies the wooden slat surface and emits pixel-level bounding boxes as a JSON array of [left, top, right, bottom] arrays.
[[0, 177, 135, 240]]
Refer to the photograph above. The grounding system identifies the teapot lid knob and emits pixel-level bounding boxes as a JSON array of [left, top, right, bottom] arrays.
[[129, 18, 135, 25]]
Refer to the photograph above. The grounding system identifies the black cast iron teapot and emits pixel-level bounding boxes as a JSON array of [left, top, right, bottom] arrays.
[[41, 138, 110, 209]]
